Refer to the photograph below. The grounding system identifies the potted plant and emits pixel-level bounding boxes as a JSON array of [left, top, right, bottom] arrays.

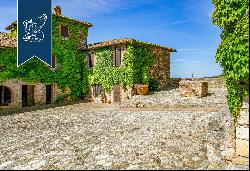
[[135, 84, 149, 95]]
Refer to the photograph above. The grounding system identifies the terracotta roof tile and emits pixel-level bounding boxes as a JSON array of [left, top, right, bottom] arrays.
[[88, 38, 176, 52], [5, 14, 92, 30]]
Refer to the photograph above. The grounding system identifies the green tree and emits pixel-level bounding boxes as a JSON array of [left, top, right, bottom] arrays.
[[212, 0, 249, 122]]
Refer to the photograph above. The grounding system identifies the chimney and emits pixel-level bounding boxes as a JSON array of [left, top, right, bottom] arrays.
[[54, 6, 62, 15]]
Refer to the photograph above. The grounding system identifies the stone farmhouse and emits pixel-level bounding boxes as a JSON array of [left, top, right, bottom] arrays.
[[87, 38, 176, 103], [0, 6, 176, 109]]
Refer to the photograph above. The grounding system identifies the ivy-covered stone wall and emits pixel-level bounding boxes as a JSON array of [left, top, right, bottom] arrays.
[[0, 15, 90, 102], [88, 42, 171, 102]]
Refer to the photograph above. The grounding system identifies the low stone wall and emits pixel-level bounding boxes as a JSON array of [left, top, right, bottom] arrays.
[[90, 86, 134, 104], [179, 80, 208, 98], [171, 77, 226, 88]]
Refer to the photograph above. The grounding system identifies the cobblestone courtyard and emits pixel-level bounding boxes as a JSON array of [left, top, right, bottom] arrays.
[[0, 88, 248, 170]]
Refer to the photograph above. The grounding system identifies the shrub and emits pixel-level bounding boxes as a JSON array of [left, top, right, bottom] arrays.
[[148, 78, 160, 91]]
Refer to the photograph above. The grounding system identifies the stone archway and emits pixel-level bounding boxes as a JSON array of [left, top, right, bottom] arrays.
[[0, 86, 12, 106]]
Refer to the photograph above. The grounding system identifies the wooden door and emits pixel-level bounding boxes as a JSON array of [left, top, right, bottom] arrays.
[[113, 85, 121, 102], [28, 85, 35, 107]]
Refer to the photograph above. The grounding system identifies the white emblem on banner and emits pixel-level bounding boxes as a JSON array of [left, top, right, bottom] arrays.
[[22, 14, 47, 43]]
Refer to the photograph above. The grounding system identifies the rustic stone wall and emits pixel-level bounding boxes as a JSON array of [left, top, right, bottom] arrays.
[[0, 80, 61, 108], [89, 85, 134, 104], [150, 47, 170, 89], [34, 84, 46, 105], [0, 33, 17, 48], [120, 87, 133, 102], [179, 80, 208, 98], [0, 80, 24, 107], [231, 96, 249, 166], [206, 107, 235, 167], [171, 77, 226, 88]]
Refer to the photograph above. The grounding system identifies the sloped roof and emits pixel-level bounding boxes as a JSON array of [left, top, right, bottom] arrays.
[[0, 33, 17, 48], [88, 38, 177, 52], [5, 14, 93, 30]]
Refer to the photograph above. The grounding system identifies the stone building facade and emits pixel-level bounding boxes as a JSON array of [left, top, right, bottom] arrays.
[[0, 80, 61, 108], [0, 6, 92, 109], [86, 38, 176, 103]]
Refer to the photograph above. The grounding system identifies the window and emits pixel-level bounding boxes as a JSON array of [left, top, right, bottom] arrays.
[[87, 53, 95, 68], [113, 47, 121, 67], [61, 25, 69, 38], [93, 85, 104, 97]]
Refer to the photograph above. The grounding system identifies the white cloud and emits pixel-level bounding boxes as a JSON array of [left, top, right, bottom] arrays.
[[178, 48, 216, 51], [52, 0, 154, 18], [172, 59, 201, 63], [189, 60, 201, 63], [173, 58, 187, 62], [149, 18, 195, 30]]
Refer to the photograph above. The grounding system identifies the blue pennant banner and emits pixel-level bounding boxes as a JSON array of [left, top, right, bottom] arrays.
[[18, 0, 52, 67]]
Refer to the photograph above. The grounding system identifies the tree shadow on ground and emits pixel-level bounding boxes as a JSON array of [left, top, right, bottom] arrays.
[[0, 100, 88, 117]]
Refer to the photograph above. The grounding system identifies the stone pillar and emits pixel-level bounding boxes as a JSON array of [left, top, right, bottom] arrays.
[[120, 87, 133, 102], [34, 84, 46, 105], [179, 80, 208, 98], [231, 96, 249, 166]]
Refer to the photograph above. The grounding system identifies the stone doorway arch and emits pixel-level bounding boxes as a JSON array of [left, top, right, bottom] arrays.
[[0, 86, 12, 106]]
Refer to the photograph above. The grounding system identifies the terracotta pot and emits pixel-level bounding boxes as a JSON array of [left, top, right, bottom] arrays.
[[136, 85, 149, 95]]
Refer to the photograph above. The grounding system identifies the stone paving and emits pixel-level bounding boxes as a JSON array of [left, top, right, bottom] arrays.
[[0, 88, 249, 170]]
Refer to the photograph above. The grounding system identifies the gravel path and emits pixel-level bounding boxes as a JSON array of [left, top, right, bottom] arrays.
[[0, 88, 248, 170], [0, 105, 216, 170]]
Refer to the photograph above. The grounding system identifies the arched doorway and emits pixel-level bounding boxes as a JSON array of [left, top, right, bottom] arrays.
[[0, 86, 12, 106]]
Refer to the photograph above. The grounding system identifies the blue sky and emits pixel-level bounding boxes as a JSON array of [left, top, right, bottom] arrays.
[[0, 0, 223, 78]]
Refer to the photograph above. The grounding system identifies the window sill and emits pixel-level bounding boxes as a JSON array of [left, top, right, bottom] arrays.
[[61, 37, 69, 40]]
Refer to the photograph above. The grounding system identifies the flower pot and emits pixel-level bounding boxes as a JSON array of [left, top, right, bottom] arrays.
[[136, 85, 149, 95]]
